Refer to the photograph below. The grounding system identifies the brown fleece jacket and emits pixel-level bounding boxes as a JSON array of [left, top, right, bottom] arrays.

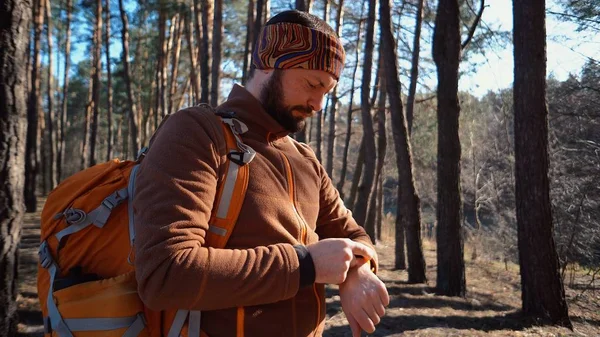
[[133, 84, 378, 337]]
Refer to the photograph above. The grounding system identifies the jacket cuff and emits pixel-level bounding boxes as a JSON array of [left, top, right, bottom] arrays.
[[293, 245, 316, 287]]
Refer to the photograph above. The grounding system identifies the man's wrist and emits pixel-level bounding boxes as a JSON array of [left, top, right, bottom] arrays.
[[293, 245, 316, 287]]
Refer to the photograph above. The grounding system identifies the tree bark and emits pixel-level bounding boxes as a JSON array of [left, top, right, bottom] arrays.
[[44, 0, 57, 188], [365, 54, 386, 243], [25, 0, 44, 212], [118, 0, 139, 157], [326, 0, 344, 178], [249, 0, 264, 80], [348, 138, 365, 210], [295, 0, 307, 11], [353, 0, 377, 226], [336, 6, 364, 197], [381, 0, 426, 280], [169, 13, 183, 115], [513, 0, 572, 327], [57, 0, 71, 181], [0, 0, 30, 334], [433, 0, 465, 295], [242, 0, 254, 85], [210, 0, 223, 106], [185, 6, 201, 104], [405, 0, 424, 134], [154, 8, 166, 123], [104, 0, 113, 161], [80, 67, 92, 169], [163, 14, 176, 117], [200, 0, 213, 104], [88, 0, 102, 167]]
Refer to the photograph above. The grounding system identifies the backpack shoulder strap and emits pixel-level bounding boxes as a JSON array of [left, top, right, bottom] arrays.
[[205, 112, 255, 249]]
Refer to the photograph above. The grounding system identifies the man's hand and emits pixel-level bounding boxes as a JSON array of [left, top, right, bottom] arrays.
[[339, 263, 389, 337], [306, 239, 375, 284]]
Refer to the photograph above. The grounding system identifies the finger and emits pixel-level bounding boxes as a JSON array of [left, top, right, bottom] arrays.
[[350, 254, 368, 269], [364, 304, 381, 326], [346, 312, 362, 337], [349, 242, 375, 261], [354, 308, 376, 334], [374, 301, 386, 318], [377, 281, 390, 306]]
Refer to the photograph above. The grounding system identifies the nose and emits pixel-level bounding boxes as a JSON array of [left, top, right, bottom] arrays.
[[308, 95, 326, 113]]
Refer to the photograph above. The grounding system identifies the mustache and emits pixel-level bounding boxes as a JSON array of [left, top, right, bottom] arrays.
[[289, 105, 314, 115]]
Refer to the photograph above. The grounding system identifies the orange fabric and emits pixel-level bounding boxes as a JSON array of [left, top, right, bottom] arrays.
[[38, 111, 249, 337], [37, 160, 161, 337], [236, 307, 245, 337]]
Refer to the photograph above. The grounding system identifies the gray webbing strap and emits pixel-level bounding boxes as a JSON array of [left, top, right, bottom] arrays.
[[39, 241, 74, 337], [208, 224, 228, 236], [55, 187, 129, 243], [63, 315, 138, 331], [188, 311, 201, 337], [127, 164, 141, 247], [123, 313, 147, 337], [167, 310, 189, 337], [215, 154, 240, 220]]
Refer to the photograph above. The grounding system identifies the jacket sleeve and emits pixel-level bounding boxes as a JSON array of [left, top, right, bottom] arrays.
[[133, 108, 300, 311], [311, 152, 379, 273]]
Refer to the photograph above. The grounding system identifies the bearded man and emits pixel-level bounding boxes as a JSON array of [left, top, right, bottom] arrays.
[[133, 9, 389, 337]]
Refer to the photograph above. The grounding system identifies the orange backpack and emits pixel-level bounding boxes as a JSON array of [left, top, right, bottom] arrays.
[[37, 110, 256, 337]]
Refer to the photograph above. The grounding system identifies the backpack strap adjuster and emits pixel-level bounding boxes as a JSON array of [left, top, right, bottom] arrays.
[[227, 152, 250, 166]]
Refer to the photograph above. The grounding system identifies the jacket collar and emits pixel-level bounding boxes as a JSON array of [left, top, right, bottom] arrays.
[[216, 84, 290, 143]]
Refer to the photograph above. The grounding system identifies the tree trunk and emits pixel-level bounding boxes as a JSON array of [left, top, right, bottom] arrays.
[[316, 101, 325, 162], [105, 0, 113, 161], [45, 0, 57, 188], [210, 0, 223, 106], [513, 0, 572, 327], [88, 0, 102, 167], [263, 0, 269, 27], [365, 54, 386, 243], [81, 69, 92, 169], [185, 6, 201, 104], [380, 0, 426, 278], [242, 0, 255, 85], [249, 0, 265, 79], [154, 9, 166, 123], [336, 4, 364, 197], [163, 14, 176, 117], [326, 0, 344, 178], [433, 0, 465, 295], [58, 0, 71, 181], [353, 0, 377, 226], [118, 0, 139, 157], [406, 0, 424, 134], [25, 0, 44, 212], [348, 138, 365, 210], [0, 0, 30, 333], [169, 14, 183, 115], [295, 0, 307, 11], [376, 175, 384, 242], [200, 0, 213, 104]]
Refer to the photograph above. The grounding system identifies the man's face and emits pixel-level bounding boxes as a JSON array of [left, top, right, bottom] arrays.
[[259, 68, 338, 133]]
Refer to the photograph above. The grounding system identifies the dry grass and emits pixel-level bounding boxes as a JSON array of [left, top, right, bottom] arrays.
[[17, 199, 600, 336]]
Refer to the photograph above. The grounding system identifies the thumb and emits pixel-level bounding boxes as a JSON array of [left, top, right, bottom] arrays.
[[347, 312, 362, 337], [350, 241, 375, 261]]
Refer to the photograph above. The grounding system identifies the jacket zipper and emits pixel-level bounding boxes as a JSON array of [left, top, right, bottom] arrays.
[[280, 152, 321, 336]]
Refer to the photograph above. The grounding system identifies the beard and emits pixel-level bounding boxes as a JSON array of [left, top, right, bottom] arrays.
[[259, 69, 313, 133]]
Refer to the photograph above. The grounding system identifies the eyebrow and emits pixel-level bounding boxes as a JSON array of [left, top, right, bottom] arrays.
[[309, 76, 326, 89]]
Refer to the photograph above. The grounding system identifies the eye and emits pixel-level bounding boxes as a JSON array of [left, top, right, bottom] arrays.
[[306, 80, 317, 89]]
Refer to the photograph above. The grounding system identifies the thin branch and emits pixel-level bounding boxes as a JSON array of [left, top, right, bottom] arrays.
[[461, 0, 485, 50]]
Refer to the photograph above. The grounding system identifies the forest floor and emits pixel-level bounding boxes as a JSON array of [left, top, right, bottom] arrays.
[[16, 198, 600, 336]]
